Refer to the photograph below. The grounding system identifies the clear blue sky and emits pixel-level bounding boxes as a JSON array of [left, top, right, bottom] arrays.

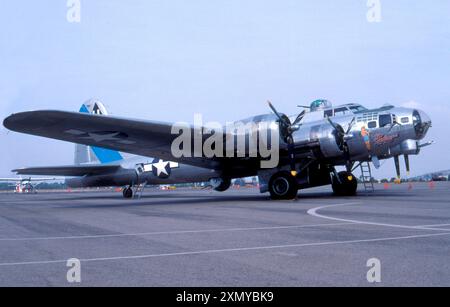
[[1, 0, 449, 179]]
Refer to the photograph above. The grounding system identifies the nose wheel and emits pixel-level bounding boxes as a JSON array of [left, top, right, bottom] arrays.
[[269, 172, 298, 200], [122, 187, 133, 199], [332, 171, 358, 196]]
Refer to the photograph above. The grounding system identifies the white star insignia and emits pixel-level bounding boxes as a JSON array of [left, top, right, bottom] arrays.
[[80, 132, 122, 143], [65, 130, 136, 144], [153, 160, 170, 176]]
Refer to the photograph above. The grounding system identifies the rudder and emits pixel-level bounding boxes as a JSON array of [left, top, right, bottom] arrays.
[[74, 99, 123, 165]]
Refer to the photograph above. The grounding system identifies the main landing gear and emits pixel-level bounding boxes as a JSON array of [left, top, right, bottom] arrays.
[[332, 171, 358, 196], [122, 182, 148, 199], [268, 171, 298, 200], [123, 186, 133, 199]]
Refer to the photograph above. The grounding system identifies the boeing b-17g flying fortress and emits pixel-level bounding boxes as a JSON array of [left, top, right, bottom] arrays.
[[3, 98, 432, 200]]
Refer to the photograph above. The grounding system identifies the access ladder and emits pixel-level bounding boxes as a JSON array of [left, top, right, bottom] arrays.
[[359, 162, 374, 193]]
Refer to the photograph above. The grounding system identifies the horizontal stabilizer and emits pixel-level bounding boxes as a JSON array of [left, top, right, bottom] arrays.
[[0, 177, 57, 182]]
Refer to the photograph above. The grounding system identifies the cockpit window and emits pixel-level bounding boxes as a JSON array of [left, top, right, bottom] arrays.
[[349, 106, 367, 112], [324, 110, 333, 118], [379, 114, 392, 128], [401, 117, 409, 124], [334, 107, 350, 116]]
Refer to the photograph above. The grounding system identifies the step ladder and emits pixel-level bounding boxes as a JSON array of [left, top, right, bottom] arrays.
[[134, 181, 148, 199], [359, 162, 374, 193]]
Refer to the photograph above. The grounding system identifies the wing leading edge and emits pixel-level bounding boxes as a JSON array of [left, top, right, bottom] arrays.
[[3, 110, 221, 169]]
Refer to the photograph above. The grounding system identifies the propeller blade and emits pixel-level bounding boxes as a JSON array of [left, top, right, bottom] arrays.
[[388, 121, 401, 132], [345, 117, 356, 135], [394, 155, 401, 181], [345, 160, 353, 173], [327, 115, 355, 170], [418, 141, 434, 148], [404, 154, 410, 176], [267, 100, 288, 126], [372, 155, 380, 169], [267, 101, 297, 174], [325, 115, 337, 129], [292, 110, 306, 126]]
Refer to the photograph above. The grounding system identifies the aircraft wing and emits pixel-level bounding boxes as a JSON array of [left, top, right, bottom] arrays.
[[4, 110, 222, 169], [12, 165, 121, 177]]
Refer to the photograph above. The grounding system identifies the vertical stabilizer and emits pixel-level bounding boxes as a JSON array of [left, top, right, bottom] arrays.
[[74, 99, 123, 165]]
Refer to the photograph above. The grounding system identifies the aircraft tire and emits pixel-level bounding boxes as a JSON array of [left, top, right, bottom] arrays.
[[123, 187, 133, 199], [332, 171, 358, 196], [269, 172, 298, 200], [214, 178, 232, 192]]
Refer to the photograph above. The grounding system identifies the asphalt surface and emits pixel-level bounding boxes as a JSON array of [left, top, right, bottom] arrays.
[[0, 182, 449, 286]]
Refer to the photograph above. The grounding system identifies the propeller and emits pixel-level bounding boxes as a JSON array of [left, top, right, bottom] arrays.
[[394, 155, 401, 183], [325, 116, 356, 172], [267, 101, 306, 176], [268, 101, 290, 128], [326, 116, 355, 141], [268, 101, 305, 133], [399, 142, 433, 180], [372, 155, 380, 169], [418, 140, 434, 148], [404, 154, 410, 176], [388, 119, 402, 132]]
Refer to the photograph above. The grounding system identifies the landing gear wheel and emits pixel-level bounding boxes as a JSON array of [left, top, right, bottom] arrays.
[[332, 171, 357, 196], [269, 172, 298, 200], [213, 178, 232, 192], [123, 187, 133, 199]]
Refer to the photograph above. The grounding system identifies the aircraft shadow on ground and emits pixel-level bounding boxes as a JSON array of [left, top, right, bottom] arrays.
[[1, 186, 421, 209], [48, 188, 421, 209]]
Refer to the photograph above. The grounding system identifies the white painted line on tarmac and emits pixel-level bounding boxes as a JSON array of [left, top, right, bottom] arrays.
[[1, 231, 449, 267], [0, 222, 354, 242], [415, 223, 450, 228], [307, 203, 450, 232]]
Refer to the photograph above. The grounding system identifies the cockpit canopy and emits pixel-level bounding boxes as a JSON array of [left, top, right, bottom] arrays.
[[308, 100, 368, 116], [298, 100, 370, 123], [322, 103, 368, 117], [310, 99, 333, 111]]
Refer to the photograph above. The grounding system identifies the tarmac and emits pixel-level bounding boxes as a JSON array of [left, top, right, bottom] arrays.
[[0, 182, 449, 286]]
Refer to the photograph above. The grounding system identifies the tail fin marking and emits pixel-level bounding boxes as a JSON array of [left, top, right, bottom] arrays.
[[75, 99, 123, 164]]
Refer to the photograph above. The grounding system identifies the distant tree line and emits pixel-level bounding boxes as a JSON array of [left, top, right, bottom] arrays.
[[0, 182, 68, 191]]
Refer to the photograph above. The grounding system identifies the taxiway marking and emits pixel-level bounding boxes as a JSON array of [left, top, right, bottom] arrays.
[[0, 231, 449, 267], [0, 222, 354, 242], [307, 203, 450, 231], [415, 223, 450, 228]]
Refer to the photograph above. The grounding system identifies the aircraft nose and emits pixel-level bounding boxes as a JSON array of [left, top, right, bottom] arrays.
[[413, 109, 432, 139], [419, 110, 431, 126]]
